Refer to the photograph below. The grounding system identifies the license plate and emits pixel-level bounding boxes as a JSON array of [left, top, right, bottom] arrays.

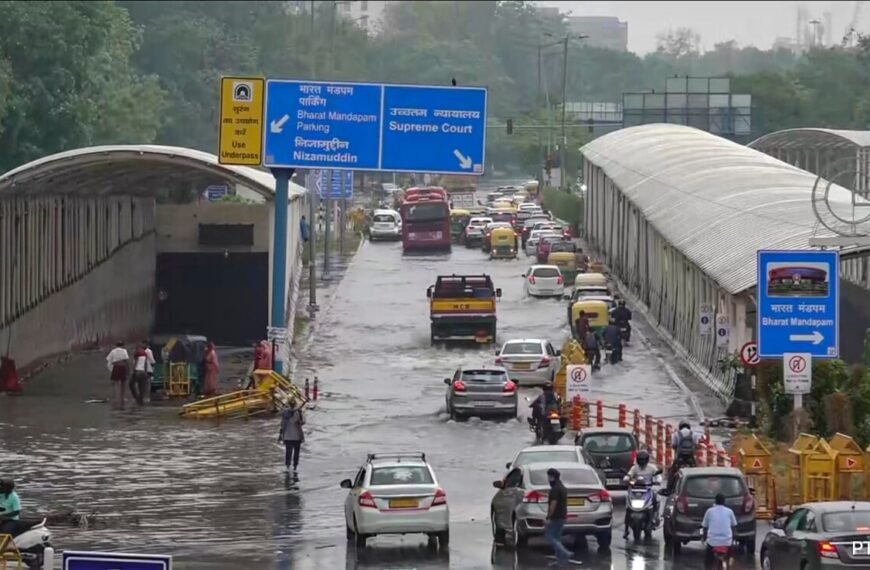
[[550, 418, 561, 425], [567, 498, 586, 507], [606, 478, 621, 486], [476, 401, 495, 406], [389, 498, 418, 508], [512, 362, 532, 370]]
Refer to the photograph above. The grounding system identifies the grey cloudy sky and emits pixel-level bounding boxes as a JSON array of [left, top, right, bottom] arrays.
[[539, 1, 866, 54]]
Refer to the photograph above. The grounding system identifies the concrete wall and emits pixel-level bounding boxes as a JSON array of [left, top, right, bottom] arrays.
[[0, 234, 155, 370], [155, 203, 271, 253]]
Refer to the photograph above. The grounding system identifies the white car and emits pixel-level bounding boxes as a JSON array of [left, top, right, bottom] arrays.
[[525, 230, 561, 256], [465, 216, 492, 238], [369, 209, 402, 241], [341, 452, 449, 548], [523, 265, 564, 298], [495, 338, 561, 386]]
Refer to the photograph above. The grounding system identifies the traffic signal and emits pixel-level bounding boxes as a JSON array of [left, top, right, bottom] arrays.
[[506, 119, 513, 135]]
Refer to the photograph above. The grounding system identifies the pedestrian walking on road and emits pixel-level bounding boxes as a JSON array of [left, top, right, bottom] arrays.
[[574, 310, 590, 341], [583, 330, 601, 371], [279, 399, 305, 471], [545, 468, 580, 566], [202, 342, 220, 397], [106, 342, 130, 409], [131, 342, 154, 405]]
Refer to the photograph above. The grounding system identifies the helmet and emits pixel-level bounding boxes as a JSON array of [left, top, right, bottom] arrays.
[[0, 479, 14, 494], [542, 382, 554, 392], [679, 421, 691, 431], [619, 300, 626, 307], [636, 450, 650, 467]]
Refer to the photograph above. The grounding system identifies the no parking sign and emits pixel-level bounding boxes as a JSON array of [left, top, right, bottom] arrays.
[[566, 365, 591, 399]]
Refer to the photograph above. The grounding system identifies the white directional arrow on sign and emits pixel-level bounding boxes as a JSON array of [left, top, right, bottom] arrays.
[[270, 114, 290, 134], [789, 331, 824, 345], [453, 149, 472, 169]]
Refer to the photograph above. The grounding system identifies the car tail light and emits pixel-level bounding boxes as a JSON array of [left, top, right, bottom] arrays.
[[742, 492, 755, 514], [453, 380, 467, 392], [631, 450, 638, 464], [529, 276, 536, 284], [538, 356, 552, 368], [523, 490, 548, 503], [432, 488, 447, 506], [495, 357, 504, 365], [359, 491, 377, 509], [675, 494, 689, 514], [556, 275, 564, 285], [588, 489, 611, 503], [503, 380, 517, 392], [818, 540, 839, 559]]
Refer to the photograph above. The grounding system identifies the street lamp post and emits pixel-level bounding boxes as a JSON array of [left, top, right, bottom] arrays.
[[544, 32, 587, 190]]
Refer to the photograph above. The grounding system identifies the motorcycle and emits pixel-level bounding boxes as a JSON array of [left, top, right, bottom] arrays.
[[6, 518, 53, 568], [708, 543, 734, 569], [527, 408, 566, 445], [625, 471, 662, 542], [619, 323, 631, 345]]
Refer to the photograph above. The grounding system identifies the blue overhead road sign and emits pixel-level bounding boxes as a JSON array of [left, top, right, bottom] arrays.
[[757, 249, 839, 359], [263, 80, 487, 175], [64, 551, 171, 570], [317, 170, 353, 200]]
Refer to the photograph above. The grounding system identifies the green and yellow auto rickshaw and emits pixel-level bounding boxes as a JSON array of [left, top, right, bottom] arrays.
[[569, 299, 610, 340], [489, 226, 519, 259], [548, 241, 579, 281], [450, 209, 471, 242]]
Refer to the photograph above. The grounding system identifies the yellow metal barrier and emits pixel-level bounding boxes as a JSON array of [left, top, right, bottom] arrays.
[[0, 533, 23, 569], [555, 340, 586, 400], [180, 369, 305, 419], [735, 435, 776, 519], [789, 434, 837, 504], [829, 433, 866, 500], [167, 363, 191, 397]]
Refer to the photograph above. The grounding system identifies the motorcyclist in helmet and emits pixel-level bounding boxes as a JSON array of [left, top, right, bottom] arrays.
[[666, 421, 702, 493], [0, 479, 21, 535], [611, 300, 632, 343], [622, 450, 661, 537], [530, 382, 561, 423]]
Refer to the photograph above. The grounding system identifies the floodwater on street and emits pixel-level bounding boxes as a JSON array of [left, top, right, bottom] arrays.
[[0, 190, 757, 570]]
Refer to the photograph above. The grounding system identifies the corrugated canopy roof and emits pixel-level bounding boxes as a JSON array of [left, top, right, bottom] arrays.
[[581, 124, 859, 295], [0, 144, 306, 200], [750, 128, 870, 151]]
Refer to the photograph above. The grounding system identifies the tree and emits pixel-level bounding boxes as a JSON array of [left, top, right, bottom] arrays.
[[655, 27, 701, 58], [0, 1, 165, 170]]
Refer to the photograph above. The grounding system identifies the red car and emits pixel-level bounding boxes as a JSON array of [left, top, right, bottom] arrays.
[[536, 235, 565, 264]]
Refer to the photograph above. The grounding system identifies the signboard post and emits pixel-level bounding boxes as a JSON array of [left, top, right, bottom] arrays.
[[739, 341, 760, 368], [699, 303, 713, 335], [218, 77, 265, 165], [263, 80, 487, 174], [757, 250, 839, 359], [63, 551, 171, 570], [566, 364, 591, 400], [783, 352, 812, 430], [317, 170, 354, 199], [715, 314, 730, 348]]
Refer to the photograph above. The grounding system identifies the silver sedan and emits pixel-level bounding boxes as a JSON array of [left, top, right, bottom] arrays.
[[495, 339, 560, 386], [490, 462, 613, 550], [444, 365, 518, 420]]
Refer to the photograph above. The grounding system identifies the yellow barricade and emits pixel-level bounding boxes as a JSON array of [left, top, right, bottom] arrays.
[[829, 433, 866, 500], [555, 340, 587, 400], [789, 434, 837, 505], [735, 435, 775, 519], [0, 533, 23, 569], [167, 362, 191, 397]]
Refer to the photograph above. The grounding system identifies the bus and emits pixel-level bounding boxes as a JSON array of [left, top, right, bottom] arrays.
[[401, 187, 451, 252]]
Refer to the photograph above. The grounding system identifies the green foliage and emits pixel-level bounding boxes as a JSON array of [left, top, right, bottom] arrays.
[[542, 188, 583, 231]]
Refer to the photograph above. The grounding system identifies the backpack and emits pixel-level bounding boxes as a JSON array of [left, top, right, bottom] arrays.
[[677, 431, 696, 456]]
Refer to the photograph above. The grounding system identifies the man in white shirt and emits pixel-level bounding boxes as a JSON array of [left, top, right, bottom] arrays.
[[702, 493, 737, 567], [106, 342, 130, 409], [131, 342, 155, 405]]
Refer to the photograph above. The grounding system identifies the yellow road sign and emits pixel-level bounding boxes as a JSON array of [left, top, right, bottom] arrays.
[[218, 77, 265, 165]]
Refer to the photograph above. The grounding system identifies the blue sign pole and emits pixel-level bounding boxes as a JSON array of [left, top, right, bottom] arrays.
[[757, 249, 840, 359], [271, 168, 293, 374]]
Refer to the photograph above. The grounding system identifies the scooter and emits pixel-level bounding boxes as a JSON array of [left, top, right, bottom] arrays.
[[619, 323, 631, 345], [527, 409, 566, 445], [7, 518, 53, 568], [625, 471, 662, 542]]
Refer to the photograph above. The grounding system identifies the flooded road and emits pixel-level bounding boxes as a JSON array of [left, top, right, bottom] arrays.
[[0, 209, 758, 569]]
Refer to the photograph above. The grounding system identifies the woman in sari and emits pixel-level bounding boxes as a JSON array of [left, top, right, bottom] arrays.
[[203, 342, 220, 397]]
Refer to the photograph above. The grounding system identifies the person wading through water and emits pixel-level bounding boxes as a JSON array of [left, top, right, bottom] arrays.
[[106, 342, 130, 409], [279, 399, 305, 471]]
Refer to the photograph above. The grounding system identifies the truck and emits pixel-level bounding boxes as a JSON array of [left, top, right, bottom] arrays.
[[426, 274, 501, 344], [401, 187, 452, 252], [437, 174, 478, 209]]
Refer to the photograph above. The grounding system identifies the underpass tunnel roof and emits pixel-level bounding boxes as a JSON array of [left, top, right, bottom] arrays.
[[0, 144, 307, 200], [749, 128, 870, 152], [581, 124, 859, 295]]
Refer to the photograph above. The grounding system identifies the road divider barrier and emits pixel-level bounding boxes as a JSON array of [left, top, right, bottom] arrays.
[[180, 369, 306, 419]]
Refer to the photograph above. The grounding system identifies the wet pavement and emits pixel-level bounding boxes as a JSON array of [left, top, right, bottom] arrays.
[[0, 192, 765, 569]]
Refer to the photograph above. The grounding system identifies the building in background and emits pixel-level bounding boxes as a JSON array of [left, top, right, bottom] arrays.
[[566, 16, 628, 52], [338, 0, 391, 35]]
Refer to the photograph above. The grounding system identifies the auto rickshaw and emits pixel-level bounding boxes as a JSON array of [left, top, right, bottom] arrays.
[[450, 209, 471, 243], [569, 299, 610, 341], [574, 272, 608, 292], [489, 226, 518, 259], [149, 334, 208, 396], [548, 241, 579, 281]]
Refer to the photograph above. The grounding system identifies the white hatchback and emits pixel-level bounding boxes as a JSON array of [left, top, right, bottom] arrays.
[[341, 453, 449, 548], [524, 265, 565, 297]]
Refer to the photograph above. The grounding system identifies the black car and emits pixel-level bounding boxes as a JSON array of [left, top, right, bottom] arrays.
[[761, 501, 870, 569], [574, 428, 639, 490], [660, 467, 757, 555]]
